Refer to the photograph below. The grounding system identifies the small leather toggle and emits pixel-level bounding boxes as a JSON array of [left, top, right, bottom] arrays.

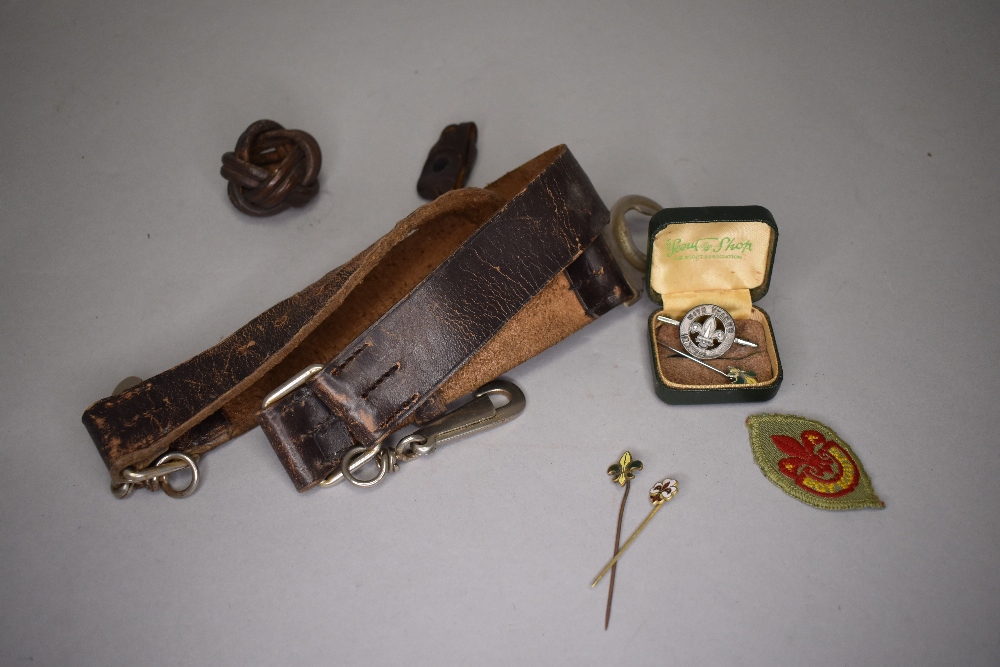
[[220, 119, 322, 217], [417, 122, 478, 200]]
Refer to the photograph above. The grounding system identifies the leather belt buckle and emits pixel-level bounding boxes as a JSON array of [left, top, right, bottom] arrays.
[[262, 364, 324, 409]]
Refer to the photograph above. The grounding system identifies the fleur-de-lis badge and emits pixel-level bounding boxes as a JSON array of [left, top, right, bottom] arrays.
[[691, 316, 725, 349], [608, 451, 643, 487], [602, 450, 644, 630], [592, 476, 681, 590]]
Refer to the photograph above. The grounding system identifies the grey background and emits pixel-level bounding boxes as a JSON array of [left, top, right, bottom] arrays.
[[1, 1, 998, 665]]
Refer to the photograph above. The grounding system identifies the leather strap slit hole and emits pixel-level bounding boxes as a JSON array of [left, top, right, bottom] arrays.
[[360, 363, 400, 399], [334, 342, 371, 373]]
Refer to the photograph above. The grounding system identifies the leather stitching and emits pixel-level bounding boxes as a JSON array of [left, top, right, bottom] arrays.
[[377, 394, 420, 431], [294, 414, 339, 444]]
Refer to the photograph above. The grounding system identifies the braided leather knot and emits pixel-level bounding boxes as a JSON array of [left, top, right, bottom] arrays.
[[220, 120, 322, 217]]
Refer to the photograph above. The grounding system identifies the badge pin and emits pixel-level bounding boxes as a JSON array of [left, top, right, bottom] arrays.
[[603, 452, 643, 630], [591, 478, 679, 588], [657, 313, 757, 349], [677, 304, 738, 359]]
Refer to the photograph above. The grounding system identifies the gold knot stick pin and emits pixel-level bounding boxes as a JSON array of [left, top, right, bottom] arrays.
[[591, 478, 679, 588], [604, 452, 643, 630]]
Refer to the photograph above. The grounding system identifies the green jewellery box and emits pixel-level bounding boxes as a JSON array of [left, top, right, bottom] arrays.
[[645, 206, 782, 404]]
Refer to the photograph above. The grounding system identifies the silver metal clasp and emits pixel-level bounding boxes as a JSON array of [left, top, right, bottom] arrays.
[[322, 378, 526, 489], [262, 364, 324, 409], [398, 379, 525, 455], [112, 452, 201, 499]]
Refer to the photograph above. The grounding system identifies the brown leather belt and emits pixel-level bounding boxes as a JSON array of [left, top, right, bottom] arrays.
[[82, 145, 634, 495]]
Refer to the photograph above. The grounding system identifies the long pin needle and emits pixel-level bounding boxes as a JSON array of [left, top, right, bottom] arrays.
[[662, 344, 733, 379], [604, 452, 643, 630], [657, 314, 757, 348], [605, 476, 629, 629], [591, 478, 678, 588], [662, 344, 758, 385], [592, 504, 663, 587]]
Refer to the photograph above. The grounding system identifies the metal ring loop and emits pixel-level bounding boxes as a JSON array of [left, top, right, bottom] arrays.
[[341, 446, 389, 488], [394, 433, 430, 462], [153, 452, 200, 499], [610, 195, 662, 271], [111, 482, 135, 499]]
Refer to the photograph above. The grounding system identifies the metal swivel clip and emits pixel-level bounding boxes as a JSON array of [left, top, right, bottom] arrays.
[[322, 379, 526, 489]]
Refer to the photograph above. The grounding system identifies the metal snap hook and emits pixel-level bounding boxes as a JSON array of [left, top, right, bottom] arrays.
[[320, 378, 526, 490], [112, 451, 200, 499], [410, 378, 526, 453]]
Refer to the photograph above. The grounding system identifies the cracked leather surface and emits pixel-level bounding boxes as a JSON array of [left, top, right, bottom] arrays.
[[308, 146, 608, 447], [82, 145, 633, 490], [262, 146, 632, 490]]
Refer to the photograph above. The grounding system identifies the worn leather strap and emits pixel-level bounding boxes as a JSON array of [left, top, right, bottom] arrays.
[[310, 147, 606, 447], [82, 145, 633, 491], [260, 238, 625, 490], [260, 146, 629, 490]]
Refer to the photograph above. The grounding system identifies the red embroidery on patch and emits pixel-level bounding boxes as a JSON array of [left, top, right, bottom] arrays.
[[770, 430, 860, 498]]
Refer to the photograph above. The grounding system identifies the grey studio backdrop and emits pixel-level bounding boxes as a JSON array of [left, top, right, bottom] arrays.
[[1, 1, 998, 665]]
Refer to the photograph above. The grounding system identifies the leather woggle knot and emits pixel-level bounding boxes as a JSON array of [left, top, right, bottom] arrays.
[[220, 119, 322, 217]]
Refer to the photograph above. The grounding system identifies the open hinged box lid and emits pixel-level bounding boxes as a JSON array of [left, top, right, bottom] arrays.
[[645, 206, 782, 404]]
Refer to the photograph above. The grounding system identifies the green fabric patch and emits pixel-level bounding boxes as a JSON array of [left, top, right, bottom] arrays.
[[746, 414, 884, 511]]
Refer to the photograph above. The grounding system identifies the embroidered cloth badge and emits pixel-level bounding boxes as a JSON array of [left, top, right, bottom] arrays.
[[746, 414, 884, 510]]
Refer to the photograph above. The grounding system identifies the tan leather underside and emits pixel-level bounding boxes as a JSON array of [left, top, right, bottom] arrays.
[[439, 271, 591, 405]]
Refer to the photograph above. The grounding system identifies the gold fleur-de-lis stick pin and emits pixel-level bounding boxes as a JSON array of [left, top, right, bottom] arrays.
[[604, 451, 643, 630], [591, 478, 679, 588]]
